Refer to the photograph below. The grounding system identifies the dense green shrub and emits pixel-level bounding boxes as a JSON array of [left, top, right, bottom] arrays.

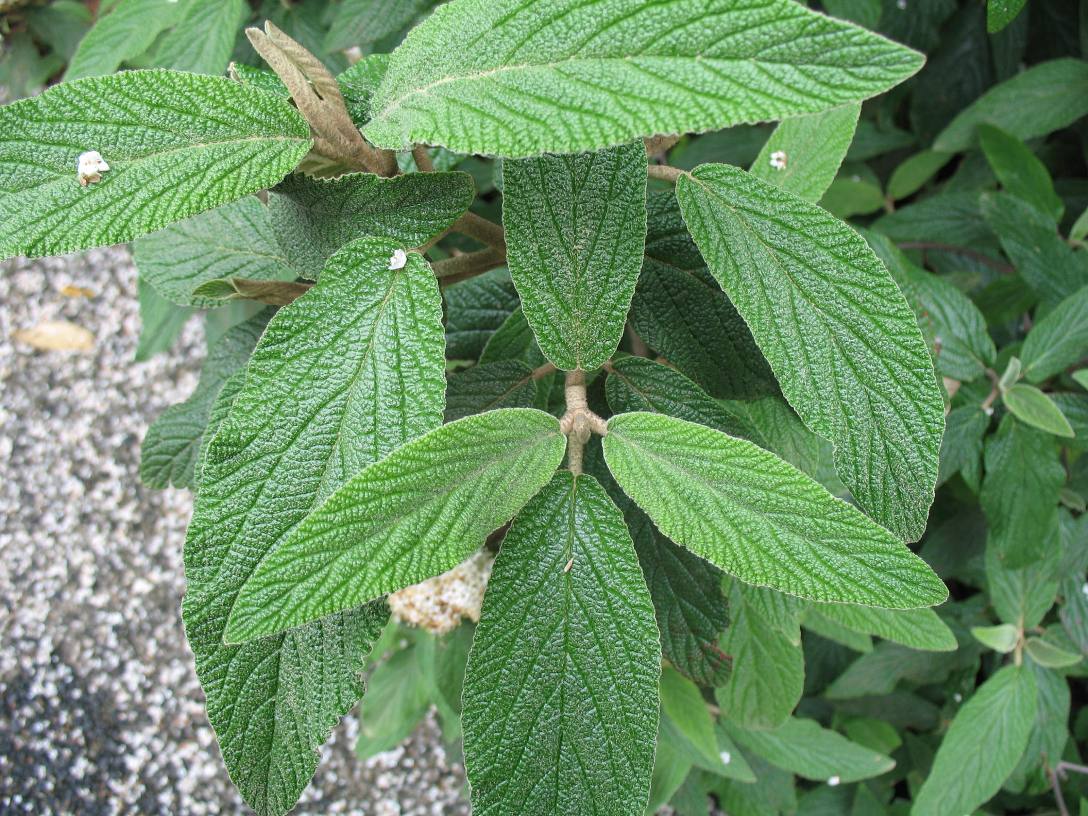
[[1, 1, 1087, 814]]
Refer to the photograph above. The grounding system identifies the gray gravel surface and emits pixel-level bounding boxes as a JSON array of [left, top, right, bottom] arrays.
[[0, 248, 471, 816]]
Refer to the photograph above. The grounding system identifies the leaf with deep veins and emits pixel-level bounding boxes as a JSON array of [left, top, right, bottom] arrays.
[[0, 70, 312, 259], [462, 472, 659, 816], [364, 0, 924, 157], [182, 237, 445, 816], [676, 163, 944, 541], [503, 141, 647, 370], [225, 408, 567, 642], [603, 412, 947, 608]]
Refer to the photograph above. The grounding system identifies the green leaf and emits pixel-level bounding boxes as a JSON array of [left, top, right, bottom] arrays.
[[982, 416, 1065, 568], [1025, 637, 1082, 669], [866, 232, 996, 383], [355, 640, 432, 760], [886, 150, 953, 201], [630, 192, 776, 399], [874, 191, 998, 254], [503, 141, 647, 370], [748, 103, 861, 202], [819, 162, 884, 219], [1003, 384, 1076, 438], [978, 125, 1064, 222], [813, 605, 957, 652], [443, 267, 520, 360], [742, 585, 805, 646], [133, 197, 298, 308], [182, 237, 444, 815], [802, 608, 872, 653], [971, 623, 1019, 653], [135, 277, 194, 364], [444, 360, 538, 422], [716, 581, 804, 729], [324, 0, 440, 53], [0, 70, 312, 260], [461, 472, 659, 816], [935, 59, 1088, 152], [195, 369, 246, 489], [986, 534, 1061, 630], [660, 667, 722, 770], [628, 508, 731, 687], [226, 408, 566, 642], [987, 0, 1027, 32], [605, 356, 762, 446], [63, 0, 181, 80], [912, 665, 1038, 816], [603, 412, 947, 609], [1009, 659, 1071, 792], [676, 163, 945, 541], [140, 312, 267, 490], [1022, 286, 1088, 383], [937, 406, 989, 489], [268, 170, 475, 278], [724, 717, 894, 784], [479, 306, 547, 367], [150, 0, 247, 75], [338, 54, 391, 125], [364, 0, 923, 157], [825, 641, 963, 700]]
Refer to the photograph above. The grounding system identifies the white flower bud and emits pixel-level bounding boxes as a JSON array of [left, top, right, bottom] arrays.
[[388, 249, 408, 270], [77, 151, 110, 187]]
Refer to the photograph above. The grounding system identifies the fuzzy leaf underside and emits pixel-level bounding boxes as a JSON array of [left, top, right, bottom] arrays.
[[602, 412, 947, 609], [364, 0, 923, 156], [133, 197, 299, 308], [268, 170, 475, 278], [677, 163, 945, 541], [226, 408, 568, 642], [182, 238, 445, 816], [503, 140, 647, 369], [0, 70, 312, 259], [462, 472, 660, 816]]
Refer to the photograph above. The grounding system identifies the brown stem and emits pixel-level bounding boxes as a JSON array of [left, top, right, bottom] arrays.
[[1049, 762, 1071, 816], [898, 242, 1014, 275], [451, 211, 507, 252], [647, 164, 685, 184], [433, 246, 507, 286], [531, 362, 558, 380], [412, 145, 435, 173], [644, 135, 681, 158]]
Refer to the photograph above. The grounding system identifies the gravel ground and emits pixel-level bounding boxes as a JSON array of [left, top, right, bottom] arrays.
[[0, 248, 471, 815]]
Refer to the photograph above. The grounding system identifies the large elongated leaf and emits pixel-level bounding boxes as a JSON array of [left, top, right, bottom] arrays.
[[934, 59, 1088, 152], [268, 170, 475, 278], [724, 717, 894, 784], [603, 412, 947, 609], [364, 0, 923, 157], [0, 71, 312, 259], [628, 508, 731, 687], [912, 666, 1037, 816], [151, 0, 247, 75], [811, 604, 957, 652], [140, 311, 268, 490], [133, 197, 299, 308], [981, 192, 1087, 307], [63, 0, 181, 80], [462, 472, 659, 816], [981, 416, 1065, 568], [716, 581, 804, 729], [629, 192, 776, 399], [503, 141, 647, 370], [182, 237, 445, 815], [226, 408, 567, 642], [1022, 285, 1088, 383], [748, 103, 861, 202], [604, 356, 762, 445], [676, 163, 945, 541]]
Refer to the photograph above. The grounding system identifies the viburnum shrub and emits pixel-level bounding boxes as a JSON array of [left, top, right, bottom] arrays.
[[2, 0, 1088, 814]]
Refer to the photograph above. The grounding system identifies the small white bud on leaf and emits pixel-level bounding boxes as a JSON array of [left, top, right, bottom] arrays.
[[769, 150, 788, 171], [77, 151, 110, 187], [827, 776, 841, 786], [388, 248, 408, 270]]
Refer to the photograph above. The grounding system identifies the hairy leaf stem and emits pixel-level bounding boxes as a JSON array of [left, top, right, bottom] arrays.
[[560, 370, 608, 475], [646, 163, 685, 184]]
